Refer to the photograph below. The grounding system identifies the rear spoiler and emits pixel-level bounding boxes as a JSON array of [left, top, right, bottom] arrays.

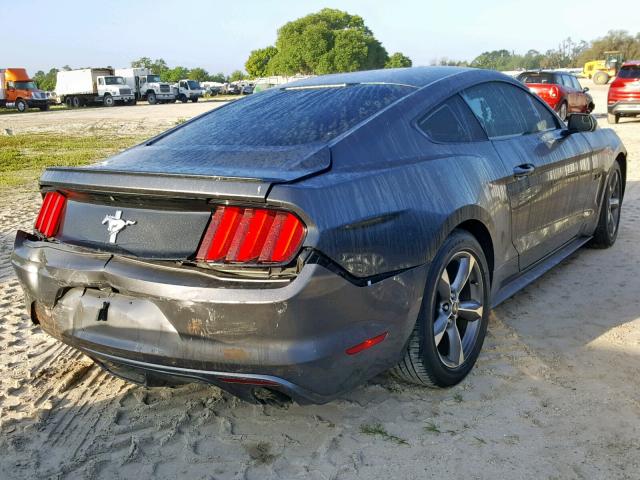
[[39, 167, 271, 202]]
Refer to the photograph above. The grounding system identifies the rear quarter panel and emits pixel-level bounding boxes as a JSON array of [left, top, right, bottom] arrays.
[[268, 71, 518, 281]]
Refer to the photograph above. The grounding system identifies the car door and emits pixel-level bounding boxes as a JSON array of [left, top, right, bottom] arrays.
[[560, 74, 577, 112], [570, 76, 587, 111], [461, 82, 594, 270]]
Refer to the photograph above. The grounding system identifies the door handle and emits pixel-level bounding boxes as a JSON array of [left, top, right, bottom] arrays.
[[513, 164, 535, 178]]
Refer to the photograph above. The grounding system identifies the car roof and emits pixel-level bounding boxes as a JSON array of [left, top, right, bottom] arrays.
[[622, 61, 640, 67], [281, 66, 488, 89]]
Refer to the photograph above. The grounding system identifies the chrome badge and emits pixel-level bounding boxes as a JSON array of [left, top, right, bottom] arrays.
[[102, 210, 136, 244]]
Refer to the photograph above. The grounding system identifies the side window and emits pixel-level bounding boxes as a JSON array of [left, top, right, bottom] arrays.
[[461, 82, 559, 138], [461, 83, 524, 138], [417, 95, 487, 143], [527, 95, 560, 132], [571, 76, 582, 90], [561, 75, 574, 89], [98, 78, 104, 85]]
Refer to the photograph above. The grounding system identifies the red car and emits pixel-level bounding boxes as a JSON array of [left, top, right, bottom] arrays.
[[517, 71, 594, 121], [608, 61, 640, 124]]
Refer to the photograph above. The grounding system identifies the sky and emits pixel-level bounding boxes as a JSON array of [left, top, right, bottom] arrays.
[[3, 0, 640, 75]]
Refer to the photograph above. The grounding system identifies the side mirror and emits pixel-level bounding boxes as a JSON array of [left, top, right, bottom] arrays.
[[583, 87, 589, 93], [566, 113, 597, 133]]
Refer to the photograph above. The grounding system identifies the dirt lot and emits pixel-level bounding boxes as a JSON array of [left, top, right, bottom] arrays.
[[1, 81, 640, 480], [0, 99, 228, 137]]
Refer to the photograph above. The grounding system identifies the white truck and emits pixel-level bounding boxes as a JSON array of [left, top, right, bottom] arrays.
[[174, 79, 204, 103], [115, 67, 176, 104], [55, 68, 135, 108]]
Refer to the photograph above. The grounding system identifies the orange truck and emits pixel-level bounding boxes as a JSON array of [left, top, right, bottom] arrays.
[[0, 68, 50, 112]]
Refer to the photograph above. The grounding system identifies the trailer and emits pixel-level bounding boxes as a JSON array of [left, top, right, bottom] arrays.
[[55, 68, 135, 107]]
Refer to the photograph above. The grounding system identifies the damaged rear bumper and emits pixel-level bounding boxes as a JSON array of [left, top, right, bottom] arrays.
[[11, 230, 427, 403]]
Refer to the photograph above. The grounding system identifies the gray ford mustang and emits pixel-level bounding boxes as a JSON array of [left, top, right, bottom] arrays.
[[12, 67, 627, 404]]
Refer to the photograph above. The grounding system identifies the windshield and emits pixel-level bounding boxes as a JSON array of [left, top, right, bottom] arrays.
[[146, 74, 161, 83], [187, 80, 200, 90], [14, 81, 37, 90], [618, 66, 640, 79], [517, 73, 557, 84], [104, 76, 125, 85], [154, 83, 414, 147]]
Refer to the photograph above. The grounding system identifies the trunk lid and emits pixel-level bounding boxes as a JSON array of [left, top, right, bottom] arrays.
[[39, 144, 329, 260]]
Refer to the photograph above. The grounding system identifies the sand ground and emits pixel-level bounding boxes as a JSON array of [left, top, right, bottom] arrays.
[[1, 81, 640, 480]]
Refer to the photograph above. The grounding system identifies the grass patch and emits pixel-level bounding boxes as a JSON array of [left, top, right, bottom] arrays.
[[360, 423, 409, 446], [0, 133, 148, 188], [0, 105, 67, 116], [424, 421, 441, 434]]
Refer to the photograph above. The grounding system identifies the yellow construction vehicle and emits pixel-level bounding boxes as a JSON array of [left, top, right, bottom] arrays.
[[582, 51, 624, 85]]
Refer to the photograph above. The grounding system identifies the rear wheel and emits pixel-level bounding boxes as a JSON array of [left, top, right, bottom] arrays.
[[180, 94, 188, 103], [15, 99, 27, 112], [192, 97, 199, 103], [392, 230, 490, 387], [39, 104, 49, 111], [590, 162, 622, 248], [72, 96, 82, 108], [607, 113, 619, 124], [593, 71, 610, 85]]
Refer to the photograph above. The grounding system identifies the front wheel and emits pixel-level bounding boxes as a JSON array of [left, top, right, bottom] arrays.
[[392, 230, 490, 387], [607, 113, 619, 124], [590, 162, 622, 248], [593, 71, 610, 85], [147, 92, 157, 105], [103, 94, 114, 107], [15, 99, 27, 112]]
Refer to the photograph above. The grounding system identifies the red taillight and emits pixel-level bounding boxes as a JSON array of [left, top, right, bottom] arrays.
[[34, 191, 66, 237], [549, 85, 559, 99], [346, 332, 388, 355], [196, 206, 306, 265]]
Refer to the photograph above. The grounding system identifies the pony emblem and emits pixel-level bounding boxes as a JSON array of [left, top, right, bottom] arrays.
[[101, 210, 136, 244]]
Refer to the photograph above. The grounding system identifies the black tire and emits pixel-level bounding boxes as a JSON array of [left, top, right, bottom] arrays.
[[15, 99, 27, 112], [558, 101, 568, 122], [593, 71, 609, 85], [103, 94, 114, 107], [589, 162, 622, 248], [180, 95, 188, 103], [130, 98, 137, 106], [392, 229, 490, 387], [192, 97, 199, 103], [39, 105, 49, 111], [64, 97, 73, 108], [607, 113, 619, 124], [147, 92, 157, 105], [72, 96, 82, 108]]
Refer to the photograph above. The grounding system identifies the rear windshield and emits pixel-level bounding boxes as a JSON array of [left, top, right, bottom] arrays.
[[517, 73, 557, 84], [154, 84, 414, 147], [618, 66, 640, 79]]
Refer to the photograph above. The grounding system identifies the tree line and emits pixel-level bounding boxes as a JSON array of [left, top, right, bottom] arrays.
[[433, 30, 640, 70], [30, 13, 640, 93]]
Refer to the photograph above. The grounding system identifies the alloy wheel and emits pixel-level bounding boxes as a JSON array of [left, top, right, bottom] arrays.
[[607, 168, 621, 238], [433, 251, 484, 368]]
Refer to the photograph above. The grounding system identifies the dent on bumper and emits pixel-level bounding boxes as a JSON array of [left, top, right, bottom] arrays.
[[11, 230, 428, 402]]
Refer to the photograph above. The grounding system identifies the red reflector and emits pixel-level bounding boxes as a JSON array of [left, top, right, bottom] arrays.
[[196, 206, 306, 265], [218, 376, 280, 387], [34, 192, 66, 237], [346, 332, 388, 355]]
